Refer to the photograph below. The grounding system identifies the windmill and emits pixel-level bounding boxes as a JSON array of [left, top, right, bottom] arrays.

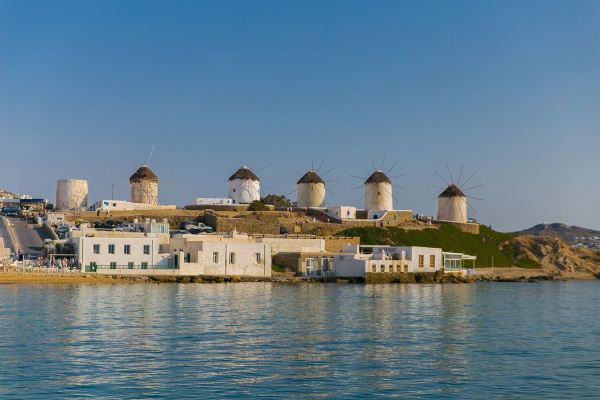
[[226, 152, 275, 204], [434, 165, 483, 224], [129, 146, 159, 205], [288, 159, 337, 208], [351, 156, 405, 211]]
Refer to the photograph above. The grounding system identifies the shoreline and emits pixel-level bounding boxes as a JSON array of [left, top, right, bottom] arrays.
[[0, 268, 598, 285]]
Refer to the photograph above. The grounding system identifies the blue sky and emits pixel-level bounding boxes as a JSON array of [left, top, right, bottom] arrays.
[[1, 0, 599, 231]]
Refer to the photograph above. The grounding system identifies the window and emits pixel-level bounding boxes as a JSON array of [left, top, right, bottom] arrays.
[[141, 262, 148, 269], [110, 262, 117, 269], [93, 244, 100, 254], [255, 253, 262, 263], [213, 252, 219, 263], [128, 262, 134, 269], [389, 265, 393, 273], [380, 265, 385, 272], [229, 252, 236, 264], [371, 265, 376, 272], [143, 245, 150, 255], [108, 244, 115, 254], [185, 253, 191, 263], [430, 255, 436, 268], [419, 255, 424, 268], [396, 265, 401, 273], [124, 245, 131, 255]]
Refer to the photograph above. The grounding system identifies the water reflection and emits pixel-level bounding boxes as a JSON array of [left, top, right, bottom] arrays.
[[0, 281, 599, 398]]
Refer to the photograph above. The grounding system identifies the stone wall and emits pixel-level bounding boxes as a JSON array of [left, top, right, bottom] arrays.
[[433, 220, 480, 234], [324, 237, 360, 252], [203, 209, 422, 237], [365, 270, 446, 284]]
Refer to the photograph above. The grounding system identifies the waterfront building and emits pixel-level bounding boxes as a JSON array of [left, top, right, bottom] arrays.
[[329, 245, 476, 278], [169, 231, 271, 277], [69, 228, 272, 277], [68, 225, 174, 272]]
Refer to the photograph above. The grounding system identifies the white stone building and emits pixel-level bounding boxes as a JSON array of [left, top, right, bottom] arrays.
[[68, 226, 174, 272], [196, 198, 234, 206], [69, 228, 272, 277], [170, 232, 271, 277], [90, 200, 176, 212], [331, 245, 476, 278], [328, 206, 357, 220]]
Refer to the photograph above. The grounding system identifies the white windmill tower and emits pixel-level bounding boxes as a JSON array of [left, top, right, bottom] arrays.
[[352, 157, 404, 212], [364, 170, 394, 211], [435, 166, 482, 224], [228, 165, 260, 204], [296, 169, 327, 208], [56, 179, 89, 211]]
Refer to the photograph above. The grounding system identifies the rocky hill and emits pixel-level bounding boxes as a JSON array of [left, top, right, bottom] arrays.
[[511, 235, 600, 274], [515, 223, 600, 245]]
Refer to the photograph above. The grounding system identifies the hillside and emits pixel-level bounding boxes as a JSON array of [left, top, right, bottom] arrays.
[[338, 225, 538, 268], [511, 236, 600, 274], [338, 224, 600, 274], [515, 223, 600, 245]]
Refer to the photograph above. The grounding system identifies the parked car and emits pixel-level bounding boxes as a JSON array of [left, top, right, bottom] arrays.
[[184, 223, 214, 233], [179, 220, 196, 230]]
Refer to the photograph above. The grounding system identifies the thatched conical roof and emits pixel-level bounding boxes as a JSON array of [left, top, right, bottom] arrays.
[[365, 170, 391, 184], [439, 184, 466, 198], [297, 170, 325, 185], [229, 166, 260, 182], [129, 165, 158, 182]]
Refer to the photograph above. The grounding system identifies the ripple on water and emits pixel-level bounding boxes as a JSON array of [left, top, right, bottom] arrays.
[[0, 281, 599, 398]]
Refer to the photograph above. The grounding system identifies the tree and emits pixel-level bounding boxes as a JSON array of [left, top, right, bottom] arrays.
[[248, 200, 270, 211], [261, 194, 295, 208]]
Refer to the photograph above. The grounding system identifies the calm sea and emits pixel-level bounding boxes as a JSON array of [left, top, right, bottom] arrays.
[[0, 281, 599, 399]]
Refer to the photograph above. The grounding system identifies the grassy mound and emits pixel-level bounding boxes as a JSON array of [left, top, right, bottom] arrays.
[[337, 224, 539, 268]]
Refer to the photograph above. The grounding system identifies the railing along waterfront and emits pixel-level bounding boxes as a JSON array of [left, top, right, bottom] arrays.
[[85, 263, 179, 272]]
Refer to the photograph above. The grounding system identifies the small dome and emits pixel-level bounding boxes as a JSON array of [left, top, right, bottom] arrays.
[[129, 165, 158, 182], [297, 169, 325, 185], [365, 170, 391, 184], [439, 184, 466, 198], [229, 166, 260, 182]]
